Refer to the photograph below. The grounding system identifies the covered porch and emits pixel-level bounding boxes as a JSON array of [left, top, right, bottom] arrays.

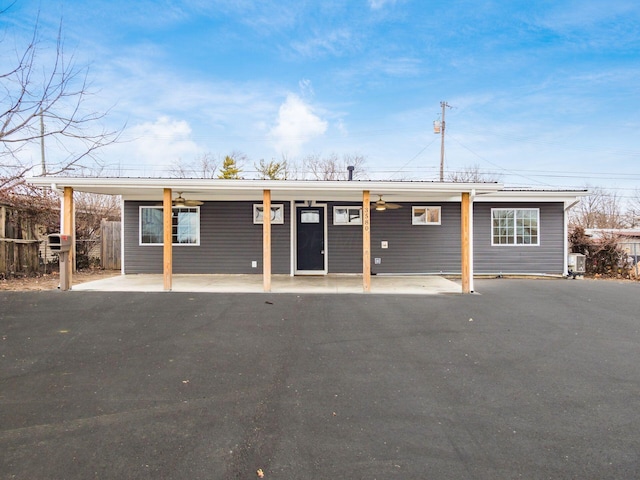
[[28, 177, 504, 294]]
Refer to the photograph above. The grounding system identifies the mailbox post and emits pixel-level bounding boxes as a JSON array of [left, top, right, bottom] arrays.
[[49, 234, 73, 290]]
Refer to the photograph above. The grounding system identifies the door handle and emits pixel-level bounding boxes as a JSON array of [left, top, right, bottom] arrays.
[[321, 250, 325, 254]]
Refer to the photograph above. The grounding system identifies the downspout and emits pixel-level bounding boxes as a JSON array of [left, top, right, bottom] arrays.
[[120, 197, 125, 275], [289, 200, 295, 276], [564, 199, 580, 277]]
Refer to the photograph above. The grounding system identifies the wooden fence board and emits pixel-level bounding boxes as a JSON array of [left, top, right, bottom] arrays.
[[101, 220, 121, 270]]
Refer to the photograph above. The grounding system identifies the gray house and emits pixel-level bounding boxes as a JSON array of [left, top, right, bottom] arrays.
[[28, 177, 586, 293]]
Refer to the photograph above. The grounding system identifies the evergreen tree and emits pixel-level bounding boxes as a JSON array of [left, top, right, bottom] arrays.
[[218, 156, 242, 179]]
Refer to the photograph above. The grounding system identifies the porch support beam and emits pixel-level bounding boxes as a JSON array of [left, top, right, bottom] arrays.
[[461, 191, 471, 293], [362, 190, 371, 292], [163, 188, 173, 291], [62, 186, 74, 290], [263, 189, 272, 292]]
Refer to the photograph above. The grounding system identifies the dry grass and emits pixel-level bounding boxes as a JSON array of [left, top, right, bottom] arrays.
[[0, 270, 120, 291]]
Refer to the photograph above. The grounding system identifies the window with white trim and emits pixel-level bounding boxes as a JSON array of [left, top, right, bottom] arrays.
[[140, 206, 200, 245], [412, 206, 441, 225], [334, 206, 362, 225], [492, 208, 539, 245], [253, 204, 284, 224]]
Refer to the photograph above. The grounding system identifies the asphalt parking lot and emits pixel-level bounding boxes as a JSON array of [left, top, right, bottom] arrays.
[[1, 278, 639, 479]]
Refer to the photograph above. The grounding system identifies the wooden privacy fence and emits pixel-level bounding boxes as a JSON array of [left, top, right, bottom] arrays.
[[1, 201, 122, 275], [1, 221, 121, 276], [0, 238, 40, 276], [100, 220, 121, 270], [1, 203, 42, 276]]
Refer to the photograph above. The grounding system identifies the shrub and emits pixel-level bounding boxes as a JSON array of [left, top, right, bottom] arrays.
[[569, 226, 632, 278]]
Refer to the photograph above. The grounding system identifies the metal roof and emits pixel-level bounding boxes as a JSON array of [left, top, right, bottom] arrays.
[[26, 176, 587, 203]]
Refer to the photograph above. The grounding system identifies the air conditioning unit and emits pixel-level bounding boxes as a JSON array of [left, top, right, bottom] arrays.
[[568, 253, 586, 277]]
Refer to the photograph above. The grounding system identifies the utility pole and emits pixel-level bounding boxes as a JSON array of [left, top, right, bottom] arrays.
[[439, 101, 450, 181], [40, 110, 46, 176]]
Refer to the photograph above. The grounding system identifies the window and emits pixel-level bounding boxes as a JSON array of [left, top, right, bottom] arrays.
[[492, 208, 539, 245], [412, 206, 441, 225], [301, 210, 320, 223], [334, 206, 362, 225], [253, 204, 284, 224], [140, 206, 200, 245]]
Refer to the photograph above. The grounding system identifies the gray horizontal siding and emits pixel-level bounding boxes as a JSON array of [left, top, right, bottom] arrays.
[[370, 202, 462, 274], [124, 201, 290, 274], [123, 200, 566, 276], [473, 202, 565, 274], [327, 202, 363, 273], [326, 202, 462, 274]]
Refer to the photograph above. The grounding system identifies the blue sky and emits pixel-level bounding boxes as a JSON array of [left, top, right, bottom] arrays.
[[3, 0, 640, 197]]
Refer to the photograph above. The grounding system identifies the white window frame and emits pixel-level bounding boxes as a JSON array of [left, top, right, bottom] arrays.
[[412, 206, 441, 225], [491, 208, 540, 246], [139, 206, 200, 246], [253, 204, 284, 224], [333, 206, 363, 225]]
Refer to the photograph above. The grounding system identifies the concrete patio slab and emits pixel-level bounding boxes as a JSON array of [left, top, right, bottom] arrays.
[[70, 273, 462, 294]]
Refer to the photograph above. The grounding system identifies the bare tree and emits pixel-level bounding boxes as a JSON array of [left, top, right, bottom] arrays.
[[281, 153, 302, 180], [626, 188, 640, 228], [168, 153, 219, 178], [1, 13, 121, 191], [1, 180, 121, 272], [570, 186, 625, 229], [0, 182, 59, 238], [300, 153, 367, 180], [74, 191, 120, 268], [447, 165, 502, 183]]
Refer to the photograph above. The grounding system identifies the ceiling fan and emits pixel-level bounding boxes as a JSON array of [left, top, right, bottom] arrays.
[[158, 192, 203, 207], [372, 195, 401, 211]]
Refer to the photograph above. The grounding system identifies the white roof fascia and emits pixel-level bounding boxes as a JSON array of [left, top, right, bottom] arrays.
[[27, 176, 589, 205], [474, 190, 588, 205]]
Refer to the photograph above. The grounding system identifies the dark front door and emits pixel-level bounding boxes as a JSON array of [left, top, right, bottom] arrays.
[[296, 206, 325, 272]]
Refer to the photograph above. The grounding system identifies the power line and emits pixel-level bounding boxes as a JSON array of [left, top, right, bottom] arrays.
[[446, 133, 552, 187], [387, 138, 440, 180], [460, 127, 640, 158]]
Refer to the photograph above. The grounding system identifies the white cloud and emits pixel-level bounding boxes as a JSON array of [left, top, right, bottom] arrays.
[[336, 119, 348, 136], [268, 94, 328, 155], [368, 0, 397, 10], [290, 29, 356, 58], [119, 116, 202, 171], [299, 78, 315, 98], [374, 57, 421, 77]]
